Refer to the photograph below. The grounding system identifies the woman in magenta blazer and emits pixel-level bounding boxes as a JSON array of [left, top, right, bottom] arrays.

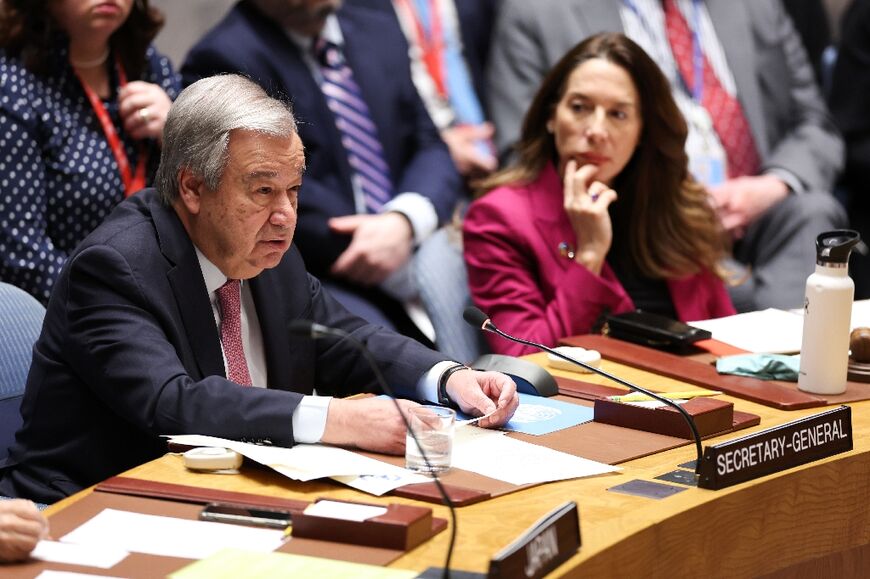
[[464, 33, 735, 356]]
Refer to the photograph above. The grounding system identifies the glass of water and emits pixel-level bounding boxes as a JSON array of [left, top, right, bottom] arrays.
[[405, 405, 455, 474]]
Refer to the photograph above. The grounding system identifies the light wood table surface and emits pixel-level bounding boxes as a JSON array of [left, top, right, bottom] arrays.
[[45, 353, 870, 577]]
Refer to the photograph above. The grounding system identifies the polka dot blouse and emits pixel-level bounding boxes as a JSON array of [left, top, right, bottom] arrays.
[[0, 40, 180, 304]]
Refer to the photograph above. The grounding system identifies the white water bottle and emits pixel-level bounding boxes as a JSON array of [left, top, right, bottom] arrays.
[[798, 230, 861, 395]]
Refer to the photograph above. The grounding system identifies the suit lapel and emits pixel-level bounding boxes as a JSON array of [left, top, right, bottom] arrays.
[[249, 269, 291, 391], [706, 0, 767, 154], [532, 165, 576, 272], [152, 198, 225, 381]]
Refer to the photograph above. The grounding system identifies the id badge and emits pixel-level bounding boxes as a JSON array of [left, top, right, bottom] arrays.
[[690, 154, 725, 187]]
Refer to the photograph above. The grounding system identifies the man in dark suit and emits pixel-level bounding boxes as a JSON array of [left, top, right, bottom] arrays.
[[181, 0, 462, 338], [0, 75, 517, 504]]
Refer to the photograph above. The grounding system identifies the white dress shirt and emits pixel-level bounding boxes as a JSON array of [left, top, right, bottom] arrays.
[[196, 248, 450, 443]]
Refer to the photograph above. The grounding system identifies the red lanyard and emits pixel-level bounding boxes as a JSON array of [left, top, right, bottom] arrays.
[[72, 54, 148, 197], [395, 0, 447, 98]]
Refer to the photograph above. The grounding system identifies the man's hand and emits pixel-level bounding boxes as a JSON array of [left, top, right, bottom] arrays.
[[0, 499, 49, 563], [441, 123, 498, 177], [329, 213, 414, 285], [118, 81, 173, 145], [321, 397, 420, 455], [446, 369, 519, 428], [708, 175, 789, 240]]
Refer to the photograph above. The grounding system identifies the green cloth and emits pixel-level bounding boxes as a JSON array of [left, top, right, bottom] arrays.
[[715, 353, 801, 381]]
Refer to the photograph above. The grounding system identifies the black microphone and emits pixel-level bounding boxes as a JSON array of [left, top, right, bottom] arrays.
[[288, 320, 457, 578], [463, 307, 703, 475]]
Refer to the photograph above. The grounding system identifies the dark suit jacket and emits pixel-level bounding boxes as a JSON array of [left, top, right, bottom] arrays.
[[180, 1, 462, 279], [0, 189, 446, 503], [348, 0, 498, 109]]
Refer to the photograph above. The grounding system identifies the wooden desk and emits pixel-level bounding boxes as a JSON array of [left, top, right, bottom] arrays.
[[45, 354, 870, 577]]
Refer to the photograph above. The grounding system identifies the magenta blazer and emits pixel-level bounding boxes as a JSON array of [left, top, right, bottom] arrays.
[[463, 164, 736, 356]]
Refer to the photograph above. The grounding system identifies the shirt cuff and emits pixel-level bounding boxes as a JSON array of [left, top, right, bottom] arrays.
[[292, 395, 333, 443], [764, 168, 805, 194], [383, 192, 439, 245], [417, 360, 460, 403]]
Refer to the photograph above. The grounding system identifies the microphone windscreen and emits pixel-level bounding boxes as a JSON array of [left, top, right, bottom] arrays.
[[463, 306, 490, 328], [287, 319, 315, 336]]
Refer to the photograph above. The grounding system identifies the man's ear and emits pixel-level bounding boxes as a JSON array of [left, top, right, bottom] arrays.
[[177, 168, 206, 215]]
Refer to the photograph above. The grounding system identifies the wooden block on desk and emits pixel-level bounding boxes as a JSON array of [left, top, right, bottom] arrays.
[[292, 499, 434, 551], [593, 397, 734, 439]]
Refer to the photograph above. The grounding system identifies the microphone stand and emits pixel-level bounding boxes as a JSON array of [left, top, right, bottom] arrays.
[[464, 308, 703, 476], [289, 321, 457, 578]]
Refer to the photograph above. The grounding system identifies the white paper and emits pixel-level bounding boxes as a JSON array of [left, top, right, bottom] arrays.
[[166, 434, 414, 481], [303, 500, 388, 522], [332, 471, 431, 496], [31, 540, 128, 569], [60, 509, 285, 560], [36, 572, 124, 579], [451, 428, 618, 485], [689, 308, 804, 353]]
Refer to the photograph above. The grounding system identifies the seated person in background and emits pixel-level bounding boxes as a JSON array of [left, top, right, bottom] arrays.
[[0, 499, 47, 563], [181, 0, 462, 342], [0, 0, 180, 304], [464, 34, 736, 357], [487, 0, 846, 312], [0, 75, 518, 504], [829, 0, 870, 298], [354, 0, 499, 180]]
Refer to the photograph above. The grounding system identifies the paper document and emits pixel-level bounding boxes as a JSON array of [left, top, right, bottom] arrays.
[[166, 434, 422, 492], [693, 300, 870, 354], [451, 427, 618, 485], [60, 509, 285, 560], [170, 548, 418, 579], [36, 572, 124, 579], [31, 540, 128, 569], [689, 308, 804, 353], [468, 392, 594, 436], [303, 500, 387, 522]]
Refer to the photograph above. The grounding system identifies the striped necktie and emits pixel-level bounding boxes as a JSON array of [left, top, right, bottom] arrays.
[[663, 0, 760, 178], [216, 279, 252, 387], [314, 38, 395, 213]]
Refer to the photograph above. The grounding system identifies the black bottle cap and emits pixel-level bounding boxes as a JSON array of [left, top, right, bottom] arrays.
[[816, 229, 861, 265]]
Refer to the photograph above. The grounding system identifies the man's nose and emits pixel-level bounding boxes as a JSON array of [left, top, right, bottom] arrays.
[[270, 196, 296, 228]]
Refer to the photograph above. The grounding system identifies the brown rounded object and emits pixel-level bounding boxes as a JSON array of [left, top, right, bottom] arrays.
[[849, 327, 870, 363]]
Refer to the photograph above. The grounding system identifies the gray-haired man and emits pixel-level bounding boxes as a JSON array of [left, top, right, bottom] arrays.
[[0, 75, 517, 504]]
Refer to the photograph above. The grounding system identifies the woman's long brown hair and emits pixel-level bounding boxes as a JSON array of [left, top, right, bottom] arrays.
[[477, 33, 729, 279]]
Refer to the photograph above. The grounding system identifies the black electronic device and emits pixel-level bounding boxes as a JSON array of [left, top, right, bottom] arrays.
[[199, 502, 292, 529], [604, 310, 711, 351]]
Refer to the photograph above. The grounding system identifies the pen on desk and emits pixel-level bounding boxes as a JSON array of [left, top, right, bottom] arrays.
[[609, 390, 722, 403]]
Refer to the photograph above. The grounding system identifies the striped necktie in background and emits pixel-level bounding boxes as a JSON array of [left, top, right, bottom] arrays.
[[314, 38, 395, 213]]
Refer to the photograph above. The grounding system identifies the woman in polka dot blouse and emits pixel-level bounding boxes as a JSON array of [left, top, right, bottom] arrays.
[[0, 0, 180, 304]]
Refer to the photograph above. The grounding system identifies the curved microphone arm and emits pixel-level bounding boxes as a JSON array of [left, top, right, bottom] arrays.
[[463, 307, 703, 475]]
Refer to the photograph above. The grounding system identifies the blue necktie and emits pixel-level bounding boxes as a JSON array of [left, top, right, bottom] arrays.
[[315, 39, 395, 213]]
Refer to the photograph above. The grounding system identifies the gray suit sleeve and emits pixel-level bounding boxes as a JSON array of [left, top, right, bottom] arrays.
[[755, 0, 843, 193], [486, 0, 552, 160]]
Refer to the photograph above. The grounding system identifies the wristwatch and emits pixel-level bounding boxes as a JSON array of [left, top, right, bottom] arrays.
[[438, 363, 469, 408]]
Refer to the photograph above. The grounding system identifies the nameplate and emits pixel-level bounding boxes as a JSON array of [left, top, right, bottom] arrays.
[[487, 501, 580, 579], [698, 405, 852, 490]]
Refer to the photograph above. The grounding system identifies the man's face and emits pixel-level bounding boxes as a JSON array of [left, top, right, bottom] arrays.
[[257, 0, 342, 36], [180, 130, 305, 280]]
